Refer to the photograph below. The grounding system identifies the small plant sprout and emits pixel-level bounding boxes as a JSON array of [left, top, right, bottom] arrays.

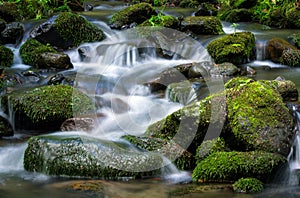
[[231, 23, 240, 35]]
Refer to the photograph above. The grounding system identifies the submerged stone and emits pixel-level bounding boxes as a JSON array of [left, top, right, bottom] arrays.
[[24, 133, 163, 178]]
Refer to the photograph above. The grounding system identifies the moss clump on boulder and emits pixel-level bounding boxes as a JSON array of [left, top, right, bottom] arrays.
[[286, 8, 300, 29], [1, 85, 94, 131], [280, 49, 300, 67], [0, 45, 13, 67], [182, 16, 224, 35], [123, 135, 194, 170], [109, 3, 157, 29], [19, 38, 72, 69], [24, 133, 163, 178], [233, 177, 264, 193], [195, 137, 229, 163], [207, 32, 256, 65], [192, 151, 285, 183], [53, 12, 105, 47], [290, 33, 300, 49], [20, 38, 56, 66], [220, 8, 253, 22], [30, 12, 105, 50], [146, 92, 226, 155], [225, 77, 294, 156]]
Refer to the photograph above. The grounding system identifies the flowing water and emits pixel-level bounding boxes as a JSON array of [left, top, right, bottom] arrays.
[[1, 1, 300, 197]]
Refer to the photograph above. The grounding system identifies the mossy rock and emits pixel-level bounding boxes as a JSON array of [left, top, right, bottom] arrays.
[[139, 15, 179, 29], [0, 19, 6, 32], [220, 8, 253, 22], [30, 12, 105, 50], [109, 3, 157, 29], [195, 137, 229, 163], [0, 2, 22, 23], [24, 133, 163, 178], [0, 45, 13, 67], [210, 62, 239, 76], [225, 77, 294, 156], [192, 151, 286, 183], [280, 49, 300, 67], [145, 92, 226, 155], [286, 8, 300, 29], [1, 22, 24, 45], [20, 38, 56, 66], [233, 177, 264, 193], [182, 16, 224, 35], [123, 135, 194, 170], [1, 85, 94, 131], [19, 38, 72, 69], [207, 32, 256, 65], [267, 38, 297, 63], [178, 0, 199, 8], [166, 80, 197, 105], [0, 115, 13, 137], [289, 33, 300, 49]]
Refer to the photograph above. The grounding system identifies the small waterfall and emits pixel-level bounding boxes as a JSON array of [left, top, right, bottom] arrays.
[[0, 143, 26, 173], [256, 39, 268, 61], [287, 108, 300, 185]]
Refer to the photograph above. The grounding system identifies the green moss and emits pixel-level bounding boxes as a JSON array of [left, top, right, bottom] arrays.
[[195, 137, 229, 163], [289, 33, 300, 49], [0, 2, 22, 22], [178, 0, 199, 8], [207, 32, 256, 64], [1, 85, 94, 130], [140, 15, 179, 29], [192, 151, 285, 183], [287, 8, 300, 28], [109, 3, 156, 29], [183, 16, 224, 35], [19, 38, 56, 67], [0, 45, 13, 67], [233, 177, 264, 193], [225, 77, 294, 153], [53, 12, 105, 47], [24, 133, 163, 178], [280, 49, 300, 67], [123, 135, 194, 170], [220, 8, 253, 22]]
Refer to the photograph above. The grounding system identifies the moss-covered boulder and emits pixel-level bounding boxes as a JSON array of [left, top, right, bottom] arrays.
[[0, 2, 22, 23], [0, 45, 13, 68], [24, 133, 163, 178], [225, 78, 294, 156], [181, 16, 224, 35], [0, 22, 24, 45], [286, 8, 300, 29], [123, 135, 194, 170], [145, 92, 226, 155], [207, 32, 256, 65], [30, 12, 105, 50], [109, 3, 157, 29], [267, 38, 297, 63], [280, 49, 300, 67], [1, 85, 94, 131], [220, 8, 253, 22], [19, 38, 73, 69], [194, 3, 218, 16], [178, 0, 199, 8], [192, 151, 286, 183], [233, 177, 264, 193]]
